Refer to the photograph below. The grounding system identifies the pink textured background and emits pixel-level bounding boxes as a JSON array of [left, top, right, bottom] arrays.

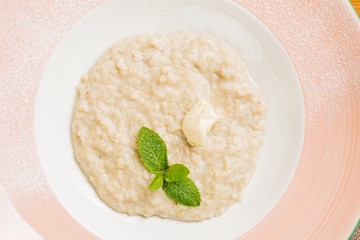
[[0, 1, 359, 239], [0, 1, 104, 238]]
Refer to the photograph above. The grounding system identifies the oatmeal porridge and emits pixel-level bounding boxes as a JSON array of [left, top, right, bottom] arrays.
[[71, 31, 266, 221]]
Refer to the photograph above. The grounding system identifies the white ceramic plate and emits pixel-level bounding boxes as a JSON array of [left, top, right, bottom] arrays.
[[35, 0, 304, 239]]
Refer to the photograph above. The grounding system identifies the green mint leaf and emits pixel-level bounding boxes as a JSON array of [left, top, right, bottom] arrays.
[[164, 164, 190, 182], [137, 127, 201, 207], [162, 177, 201, 207], [137, 127, 169, 174], [149, 172, 164, 190]]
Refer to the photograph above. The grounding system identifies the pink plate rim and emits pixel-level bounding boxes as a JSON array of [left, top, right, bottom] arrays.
[[0, 1, 360, 239]]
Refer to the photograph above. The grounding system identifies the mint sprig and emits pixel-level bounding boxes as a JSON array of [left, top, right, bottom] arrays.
[[137, 127, 201, 207]]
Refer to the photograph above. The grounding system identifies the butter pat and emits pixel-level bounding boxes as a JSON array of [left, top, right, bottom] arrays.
[[182, 101, 219, 146]]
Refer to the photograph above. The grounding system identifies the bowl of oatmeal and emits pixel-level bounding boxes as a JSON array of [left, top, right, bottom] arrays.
[[35, 0, 304, 239]]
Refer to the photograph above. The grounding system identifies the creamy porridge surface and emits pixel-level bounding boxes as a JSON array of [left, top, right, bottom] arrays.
[[72, 31, 266, 221]]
